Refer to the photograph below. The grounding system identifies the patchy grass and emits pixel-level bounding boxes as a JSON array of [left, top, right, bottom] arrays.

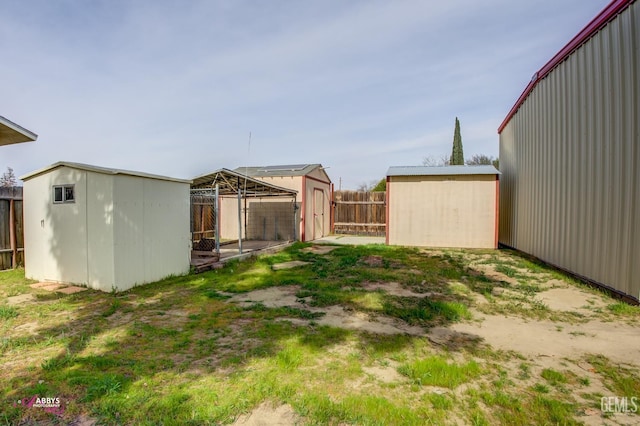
[[587, 354, 640, 396], [398, 355, 481, 388], [1, 243, 638, 425]]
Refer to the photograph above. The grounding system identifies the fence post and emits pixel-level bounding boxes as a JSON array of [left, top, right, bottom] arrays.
[[9, 198, 17, 268]]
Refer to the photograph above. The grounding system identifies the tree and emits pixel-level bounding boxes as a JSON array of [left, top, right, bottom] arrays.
[[466, 154, 499, 170], [356, 180, 378, 192], [372, 178, 386, 192], [0, 167, 17, 187], [422, 155, 449, 167], [450, 117, 464, 165]]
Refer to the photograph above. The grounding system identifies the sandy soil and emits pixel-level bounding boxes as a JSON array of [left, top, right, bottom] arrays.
[[232, 402, 301, 426]]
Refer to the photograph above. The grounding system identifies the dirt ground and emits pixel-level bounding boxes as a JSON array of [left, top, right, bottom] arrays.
[[228, 249, 640, 425]]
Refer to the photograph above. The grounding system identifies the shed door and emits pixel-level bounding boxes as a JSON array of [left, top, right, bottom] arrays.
[[313, 188, 324, 239]]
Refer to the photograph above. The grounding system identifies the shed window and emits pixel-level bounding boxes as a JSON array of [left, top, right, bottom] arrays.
[[53, 185, 75, 204]]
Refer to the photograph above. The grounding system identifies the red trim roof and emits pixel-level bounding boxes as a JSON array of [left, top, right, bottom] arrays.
[[498, 0, 634, 134]]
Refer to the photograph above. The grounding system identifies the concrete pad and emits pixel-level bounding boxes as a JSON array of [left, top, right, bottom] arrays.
[[6, 293, 36, 305], [301, 245, 338, 255], [272, 260, 311, 271], [57, 286, 88, 294], [38, 283, 66, 291], [314, 235, 385, 246], [30, 282, 57, 289]]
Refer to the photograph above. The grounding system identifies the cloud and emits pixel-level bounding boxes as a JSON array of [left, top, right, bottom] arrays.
[[1, 0, 612, 188]]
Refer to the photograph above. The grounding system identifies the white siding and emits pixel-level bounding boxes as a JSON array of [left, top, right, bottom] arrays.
[[24, 168, 89, 285], [87, 172, 115, 289], [23, 164, 191, 292]]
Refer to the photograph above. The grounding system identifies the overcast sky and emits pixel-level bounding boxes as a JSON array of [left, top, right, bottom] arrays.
[[2, 0, 610, 189]]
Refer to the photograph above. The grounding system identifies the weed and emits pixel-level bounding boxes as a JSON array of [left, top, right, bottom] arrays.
[[0, 306, 18, 320], [82, 374, 125, 402], [517, 363, 531, 380], [532, 383, 550, 393], [541, 368, 568, 386], [102, 299, 121, 317]]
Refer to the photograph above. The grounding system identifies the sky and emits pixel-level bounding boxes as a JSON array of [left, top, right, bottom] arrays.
[[2, 0, 611, 189]]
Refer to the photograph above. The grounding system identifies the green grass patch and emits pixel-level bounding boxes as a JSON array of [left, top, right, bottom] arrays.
[[541, 368, 568, 386], [0, 305, 18, 320], [588, 354, 640, 396], [607, 302, 640, 316], [398, 355, 481, 388]]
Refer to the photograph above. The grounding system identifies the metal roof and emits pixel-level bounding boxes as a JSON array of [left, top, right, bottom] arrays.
[[387, 165, 500, 177], [0, 115, 38, 146], [20, 161, 192, 184], [234, 164, 322, 177], [498, 0, 633, 133], [191, 168, 297, 197]]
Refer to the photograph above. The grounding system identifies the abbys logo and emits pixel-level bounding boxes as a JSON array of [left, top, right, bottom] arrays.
[[32, 397, 61, 408], [601, 396, 638, 414], [14, 396, 64, 416]]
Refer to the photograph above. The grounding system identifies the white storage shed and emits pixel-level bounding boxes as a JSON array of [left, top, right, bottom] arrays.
[[21, 162, 192, 292]]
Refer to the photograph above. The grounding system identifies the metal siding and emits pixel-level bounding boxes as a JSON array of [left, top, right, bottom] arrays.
[[388, 175, 497, 248], [113, 176, 190, 291], [499, 3, 640, 300], [142, 178, 191, 284], [113, 176, 145, 289], [23, 167, 89, 285], [86, 172, 115, 290]]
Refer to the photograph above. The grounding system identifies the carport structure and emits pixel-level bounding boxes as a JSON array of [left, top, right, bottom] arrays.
[[190, 168, 298, 269], [0, 115, 37, 146]]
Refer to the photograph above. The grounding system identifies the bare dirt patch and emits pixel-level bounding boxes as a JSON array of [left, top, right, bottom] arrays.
[[362, 365, 404, 383], [229, 286, 300, 308], [361, 281, 432, 298], [452, 313, 640, 368], [227, 285, 425, 335], [232, 401, 300, 426], [281, 305, 424, 336], [272, 261, 311, 271], [6, 294, 36, 305], [469, 264, 519, 286], [13, 321, 40, 335], [535, 287, 608, 312]]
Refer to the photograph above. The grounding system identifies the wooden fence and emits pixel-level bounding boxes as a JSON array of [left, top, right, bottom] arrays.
[[332, 190, 386, 236], [0, 187, 24, 270]]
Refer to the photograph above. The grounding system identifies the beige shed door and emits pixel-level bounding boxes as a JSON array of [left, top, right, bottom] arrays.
[[313, 188, 324, 239]]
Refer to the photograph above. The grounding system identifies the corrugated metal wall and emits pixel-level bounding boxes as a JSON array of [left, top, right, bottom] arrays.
[[499, 2, 640, 300]]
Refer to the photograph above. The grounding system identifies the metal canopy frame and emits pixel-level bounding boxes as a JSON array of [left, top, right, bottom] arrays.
[[192, 168, 297, 197], [191, 168, 298, 254]]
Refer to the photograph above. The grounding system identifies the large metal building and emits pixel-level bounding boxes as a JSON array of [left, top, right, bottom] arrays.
[[499, 0, 639, 302]]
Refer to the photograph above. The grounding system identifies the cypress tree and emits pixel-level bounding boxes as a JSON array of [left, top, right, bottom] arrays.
[[450, 117, 464, 165]]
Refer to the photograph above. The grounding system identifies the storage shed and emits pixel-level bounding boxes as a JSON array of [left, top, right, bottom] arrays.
[[386, 166, 500, 248], [21, 162, 192, 292], [232, 164, 332, 242], [498, 0, 639, 302]]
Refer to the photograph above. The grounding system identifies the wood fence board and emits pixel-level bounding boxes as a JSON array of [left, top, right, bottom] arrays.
[[0, 189, 24, 269], [333, 191, 386, 236]]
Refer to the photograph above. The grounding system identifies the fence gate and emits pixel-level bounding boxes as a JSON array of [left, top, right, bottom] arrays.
[[333, 190, 386, 236], [190, 189, 218, 251]]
